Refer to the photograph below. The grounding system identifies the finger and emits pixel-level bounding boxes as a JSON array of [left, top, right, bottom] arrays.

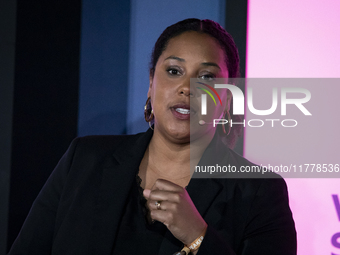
[[143, 189, 151, 199], [149, 209, 174, 228], [148, 189, 182, 203], [146, 200, 176, 211], [151, 179, 184, 192]]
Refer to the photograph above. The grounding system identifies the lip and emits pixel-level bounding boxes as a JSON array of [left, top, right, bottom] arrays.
[[170, 103, 192, 120]]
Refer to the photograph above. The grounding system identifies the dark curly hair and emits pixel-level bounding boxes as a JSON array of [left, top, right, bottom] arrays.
[[149, 18, 243, 148]]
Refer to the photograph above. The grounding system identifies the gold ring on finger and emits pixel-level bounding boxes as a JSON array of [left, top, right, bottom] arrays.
[[155, 201, 162, 210]]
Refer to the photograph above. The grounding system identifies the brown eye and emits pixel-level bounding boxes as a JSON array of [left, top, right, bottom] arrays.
[[167, 68, 181, 75], [198, 74, 216, 81]]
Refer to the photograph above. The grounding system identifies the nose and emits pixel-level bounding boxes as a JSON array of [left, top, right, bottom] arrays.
[[178, 77, 193, 97]]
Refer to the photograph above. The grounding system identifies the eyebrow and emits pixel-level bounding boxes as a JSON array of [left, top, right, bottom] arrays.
[[164, 55, 221, 70], [164, 55, 185, 62], [201, 62, 221, 70]]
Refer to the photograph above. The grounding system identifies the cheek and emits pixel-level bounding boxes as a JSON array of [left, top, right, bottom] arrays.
[[151, 77, 176, 101], [211, 105, 225, 119], [150, 85, 173, 115], [210, 91, 228, 116]]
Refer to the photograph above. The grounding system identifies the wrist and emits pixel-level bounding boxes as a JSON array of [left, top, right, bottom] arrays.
[[186, 222, 207, 245], [184, 226, 207, 254], [173, 226, 207, 255]]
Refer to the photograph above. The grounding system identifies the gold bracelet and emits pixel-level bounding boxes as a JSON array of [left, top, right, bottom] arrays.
[[184, 227, 207, 252], [179, 246, 191, 255]]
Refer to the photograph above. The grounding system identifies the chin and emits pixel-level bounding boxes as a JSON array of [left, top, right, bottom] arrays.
[[167, 125, 190, 142], [190, 126, 216, 144]]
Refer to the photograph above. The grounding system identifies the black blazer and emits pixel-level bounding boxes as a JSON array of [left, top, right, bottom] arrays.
[[8, 129, 296, 255]]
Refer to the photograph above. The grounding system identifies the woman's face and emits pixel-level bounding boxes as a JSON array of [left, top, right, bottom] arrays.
[[148, 31, 229, 143]]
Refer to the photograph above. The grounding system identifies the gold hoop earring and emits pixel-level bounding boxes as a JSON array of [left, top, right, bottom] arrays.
[[144, 97, 154, 122], [222, 111, 231, 136]]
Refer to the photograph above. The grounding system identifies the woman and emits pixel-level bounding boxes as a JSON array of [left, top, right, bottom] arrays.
[[8, 19, 296, 255]]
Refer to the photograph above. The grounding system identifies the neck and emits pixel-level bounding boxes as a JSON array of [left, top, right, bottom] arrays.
[[147, 128, 214, 178], [148, 130, 190, 178]]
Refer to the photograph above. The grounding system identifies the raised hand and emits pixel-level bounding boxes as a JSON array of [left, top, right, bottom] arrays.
[[143, 179, 207, 246]]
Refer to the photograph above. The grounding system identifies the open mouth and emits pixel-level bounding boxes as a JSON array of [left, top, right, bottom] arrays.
[[175, 108, 190, 115], [170, 104, 192, 120]]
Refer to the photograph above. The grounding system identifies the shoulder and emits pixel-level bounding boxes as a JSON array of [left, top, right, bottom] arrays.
[[55, 131, 151, 175], [206, 143, 289, 200], [227, 148, 287, 192], [74, 132, 145, 149], [222, 149, 290, 209], [197, 139, 281, 180], [69, 132, 146, 157]]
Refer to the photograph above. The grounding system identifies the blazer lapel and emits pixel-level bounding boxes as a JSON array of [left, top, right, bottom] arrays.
[[187, 134, 229, 218], [93, 129, 153, 254]]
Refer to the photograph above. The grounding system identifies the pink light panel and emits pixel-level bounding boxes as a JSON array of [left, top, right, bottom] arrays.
[[246, 1, 340, 254]]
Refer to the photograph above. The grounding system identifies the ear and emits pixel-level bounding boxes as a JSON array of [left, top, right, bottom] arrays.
[[147, 75, 153, 98], [225, 88, 232, 112]]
